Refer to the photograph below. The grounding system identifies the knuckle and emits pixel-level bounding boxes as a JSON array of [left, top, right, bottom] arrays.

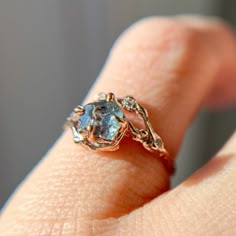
[[116, 17, 200, 52], [111, 17, 205, 78]]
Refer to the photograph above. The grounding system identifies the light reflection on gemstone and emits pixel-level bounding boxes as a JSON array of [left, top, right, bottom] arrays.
[[78, 104, 93, 129], [78, 101, 124, 141], [94, 115, 121, 140]]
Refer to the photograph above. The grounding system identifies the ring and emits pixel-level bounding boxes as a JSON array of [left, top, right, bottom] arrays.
[[65, 92, 174, 174]]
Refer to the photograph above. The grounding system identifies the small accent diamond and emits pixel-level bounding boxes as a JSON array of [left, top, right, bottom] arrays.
[[120, 96, 137, 111], [94, 92, 107, 101]]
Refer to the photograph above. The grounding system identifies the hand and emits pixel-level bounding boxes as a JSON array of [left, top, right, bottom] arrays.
[[0, 16, 236, 236]]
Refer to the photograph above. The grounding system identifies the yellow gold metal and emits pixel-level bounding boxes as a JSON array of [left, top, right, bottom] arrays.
[[106, 92, 115, 102], [87, 125, 93, 132], [74, 106, 84, 114]]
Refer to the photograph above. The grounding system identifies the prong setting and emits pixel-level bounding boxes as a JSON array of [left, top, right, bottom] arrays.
[[106, 92, 115, 102], [74, 105, 84, 114], [67, 94, 128, 151]]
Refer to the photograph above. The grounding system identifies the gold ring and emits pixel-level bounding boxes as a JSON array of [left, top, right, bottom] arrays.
[[65, 92, 174, 174]]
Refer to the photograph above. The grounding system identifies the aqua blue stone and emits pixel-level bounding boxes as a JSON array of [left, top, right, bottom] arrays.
[[78, 101, 124, 141], [79, 104, 93, 129]]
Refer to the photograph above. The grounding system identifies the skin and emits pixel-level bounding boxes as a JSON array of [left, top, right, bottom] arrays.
[[0, 15, 236, 235]]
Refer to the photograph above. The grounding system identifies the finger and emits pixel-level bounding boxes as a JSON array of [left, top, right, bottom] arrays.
[[1, 16, 236, 235], [91, 16, 236, 155], [113, 131, 236, 236]]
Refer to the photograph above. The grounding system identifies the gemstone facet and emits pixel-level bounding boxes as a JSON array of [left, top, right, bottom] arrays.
[[78, 101, 124, 141]]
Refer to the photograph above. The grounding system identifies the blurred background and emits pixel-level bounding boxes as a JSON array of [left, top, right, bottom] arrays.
[[0, 0, 236, 208]]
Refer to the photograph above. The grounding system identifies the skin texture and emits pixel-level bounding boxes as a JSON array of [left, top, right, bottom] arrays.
[[0, 16, 236, 235]]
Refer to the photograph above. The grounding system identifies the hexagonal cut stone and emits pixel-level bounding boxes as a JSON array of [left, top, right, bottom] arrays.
[[78, 101, 124, 141]]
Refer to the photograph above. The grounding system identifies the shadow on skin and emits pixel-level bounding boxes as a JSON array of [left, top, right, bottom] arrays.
[[64, 129, 170, 219], [183, 154, 235, 186]]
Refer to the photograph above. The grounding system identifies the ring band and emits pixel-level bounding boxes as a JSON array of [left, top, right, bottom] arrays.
[[65, 92, 174, 174]]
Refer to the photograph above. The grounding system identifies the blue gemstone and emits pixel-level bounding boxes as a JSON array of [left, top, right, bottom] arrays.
[[78, 101, 124, 141], [78, 104, 93, 129]]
